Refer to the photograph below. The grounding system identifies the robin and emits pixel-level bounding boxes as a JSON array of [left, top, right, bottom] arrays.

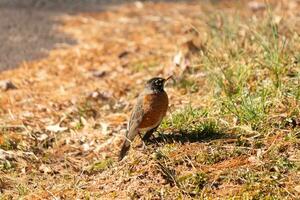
[[118, 76, 172, 161]]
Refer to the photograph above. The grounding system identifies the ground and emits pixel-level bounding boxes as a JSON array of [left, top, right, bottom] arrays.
[[0, 0, 121, 71], [0, 0, 300, 199]]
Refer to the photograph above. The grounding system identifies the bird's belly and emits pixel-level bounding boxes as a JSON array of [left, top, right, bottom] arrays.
[[138, 113, 163, 132], [138, 91, 168, 131], [138, 117, 162, 132]]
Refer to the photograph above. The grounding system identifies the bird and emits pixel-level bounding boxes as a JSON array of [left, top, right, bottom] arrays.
[[118, 76, 172, 161]]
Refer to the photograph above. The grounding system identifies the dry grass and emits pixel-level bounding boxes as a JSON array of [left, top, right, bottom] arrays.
[[0, 0, 300, 199]]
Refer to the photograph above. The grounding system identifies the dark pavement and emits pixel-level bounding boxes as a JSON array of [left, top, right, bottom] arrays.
[[0, 0, 123, 71]]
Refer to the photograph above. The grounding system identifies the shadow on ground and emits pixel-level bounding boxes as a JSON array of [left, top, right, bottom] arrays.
[[149, 129, 236, 144]]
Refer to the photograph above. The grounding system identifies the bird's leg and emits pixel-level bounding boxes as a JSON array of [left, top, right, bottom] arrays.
[[138, 132, 147, 150], [142, 126, 158, 142]]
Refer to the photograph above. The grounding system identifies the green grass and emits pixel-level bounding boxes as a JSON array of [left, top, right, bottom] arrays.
[[144, 5, 300, 198], [177, 172, 208, 194], [85, 158, 114, 174], [0, 160, 16, 171], [128, 58, 160, 72], [161, 105, 207, 130], [16, 184, 29, 196], [176, 76, 200, 93], [159, 106, 222, 144]]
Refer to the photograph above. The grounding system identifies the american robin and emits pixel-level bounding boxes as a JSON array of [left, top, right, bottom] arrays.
[[118, 76, 172, 161]]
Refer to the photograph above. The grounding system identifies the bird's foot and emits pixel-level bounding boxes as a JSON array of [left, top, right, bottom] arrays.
[[136, 141, 148, 151]]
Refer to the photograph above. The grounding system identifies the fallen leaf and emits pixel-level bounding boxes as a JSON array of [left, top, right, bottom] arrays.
[[92, 70, 107, 78], [82, 143, 90, 151], [80, 116, 88, 126], [46, 124, 68, 133], [0, 80, 17, 91], [100, 122, 109, 135], [248, 1, 266, 11], [173, 51, 183, 67], [135, 1, 144, 9], [37, 133, 48, 141], [39, 164, 52, 174], [182, 40, 200, 55], [248, 156, 262, 165], [295, 185, 300, 193], [0, 149, 16, 161], [118, 51, 130, 58], [88, 90, 112, 101]]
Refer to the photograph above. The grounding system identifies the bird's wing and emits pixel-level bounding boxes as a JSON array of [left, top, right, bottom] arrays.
[[126, 95, 144, 141], [119, 94, 145, 161]]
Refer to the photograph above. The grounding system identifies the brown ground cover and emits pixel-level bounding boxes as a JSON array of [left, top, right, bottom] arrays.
[[0, 0, 299, 199]]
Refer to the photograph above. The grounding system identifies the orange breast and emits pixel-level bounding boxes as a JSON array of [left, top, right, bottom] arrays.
[[138, 91, 169, 129]]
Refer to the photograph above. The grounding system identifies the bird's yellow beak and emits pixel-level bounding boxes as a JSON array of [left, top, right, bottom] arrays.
[[164, 75, 173, 83]]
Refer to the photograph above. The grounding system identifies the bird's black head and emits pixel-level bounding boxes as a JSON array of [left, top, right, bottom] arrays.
[[146, 76, 172, 93]]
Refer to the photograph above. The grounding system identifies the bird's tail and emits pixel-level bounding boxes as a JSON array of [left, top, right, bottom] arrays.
[[118, 139, 131, 161]]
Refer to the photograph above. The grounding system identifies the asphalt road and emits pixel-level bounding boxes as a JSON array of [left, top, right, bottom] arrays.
[[0, 0, 123, 71]]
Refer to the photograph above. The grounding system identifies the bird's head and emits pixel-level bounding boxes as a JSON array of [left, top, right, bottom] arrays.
[[146, 76, 173, 93]]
